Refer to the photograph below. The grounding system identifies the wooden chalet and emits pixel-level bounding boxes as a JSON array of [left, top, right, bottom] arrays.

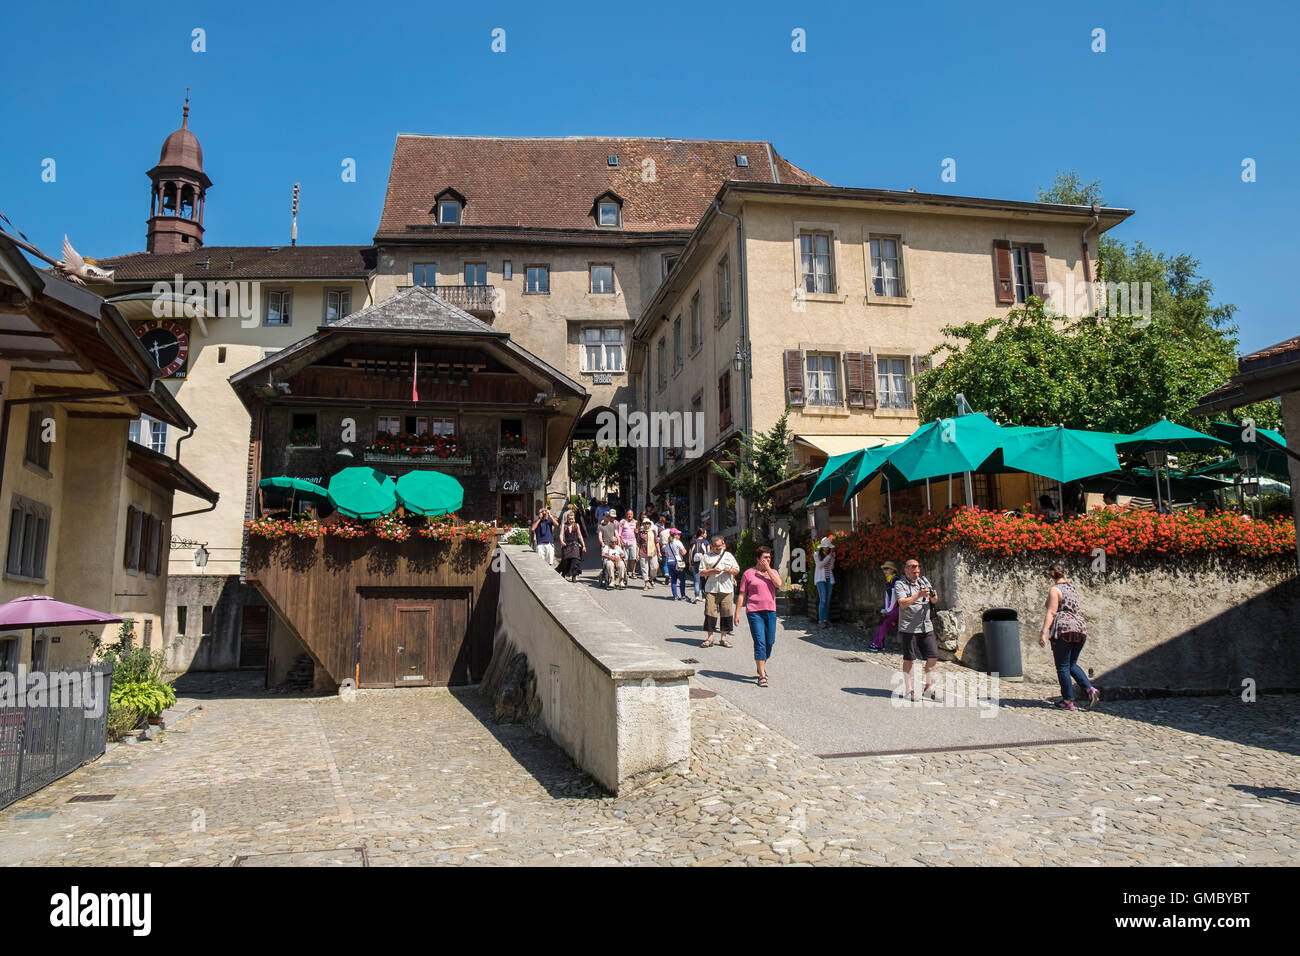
[[230, 286, 587, 688]]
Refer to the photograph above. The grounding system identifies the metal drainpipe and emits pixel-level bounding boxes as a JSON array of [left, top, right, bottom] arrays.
[[642, 340, 651, 512], [710, 199, 751, 529], [1081, 205, 1101, 314]]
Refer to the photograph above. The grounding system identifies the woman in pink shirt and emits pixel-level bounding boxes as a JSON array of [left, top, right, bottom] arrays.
[[736, 546, 782, 687]]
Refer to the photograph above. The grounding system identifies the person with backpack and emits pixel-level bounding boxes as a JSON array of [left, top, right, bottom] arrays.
[[871, 560, 900, 651], [1038, 563, 1100, 711], [688, 527, 710, 604]]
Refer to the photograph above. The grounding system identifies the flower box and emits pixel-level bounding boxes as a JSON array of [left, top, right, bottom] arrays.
[[364, 452, 471, 465]]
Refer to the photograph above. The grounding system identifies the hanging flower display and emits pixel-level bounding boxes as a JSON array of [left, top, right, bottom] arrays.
[[500, 433, 527, 451], [325, 520, 366, 539], [372, 514, 412, 541], [366, 432, 460, 458], [246, 517, 289, 538]]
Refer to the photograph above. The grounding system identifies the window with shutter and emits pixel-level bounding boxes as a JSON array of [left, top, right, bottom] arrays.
[[992, 240, 1015, 304], [718, 372, 733, 429], [783, 349, 805, 406], [862, 351, 877, 410], [123, 506, 136, 568]]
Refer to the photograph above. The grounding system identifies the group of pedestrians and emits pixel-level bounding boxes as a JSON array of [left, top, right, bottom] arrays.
[[534, 507, 1099, 709]]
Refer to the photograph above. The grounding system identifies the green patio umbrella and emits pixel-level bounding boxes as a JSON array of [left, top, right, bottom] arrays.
[[806, 448, 868, 506], [1115, 417, 1229, 510], [259, 476, 330, 502], [886, 413, 1006, 483], [1208, 421, 1291, 479], [395, 470, 465, 516], [842, 442, 915, 514], [1000, 426, 1122, 484], [327, 467, 398, 519]]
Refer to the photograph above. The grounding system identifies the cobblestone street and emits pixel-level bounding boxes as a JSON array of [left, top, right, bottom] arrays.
[[1, 662, 1296, 865]]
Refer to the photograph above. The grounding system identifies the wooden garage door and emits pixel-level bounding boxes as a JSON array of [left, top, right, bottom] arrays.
[[358, 590, 471, 688]]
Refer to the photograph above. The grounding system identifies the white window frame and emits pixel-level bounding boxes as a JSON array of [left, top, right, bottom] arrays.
[[325, 288, 352, 323], [689, 292, 702, 352], [804, 352, 840, 407], [265, 289, 292, 326], [1010, 243, 1033, 303], [868, 236, 905, 298], [439, 200, 461, 225], [581, 327, 624, 372], [800, 232, 835, 294], [589, 264, 615, 295], [716, 255, 731, 323], [598, 202, 620, 227], [876, 355, 912, 409], [525, 265, 550, 294]]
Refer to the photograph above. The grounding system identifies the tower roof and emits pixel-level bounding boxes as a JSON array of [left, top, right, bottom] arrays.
[[153, 97, 205, 173]]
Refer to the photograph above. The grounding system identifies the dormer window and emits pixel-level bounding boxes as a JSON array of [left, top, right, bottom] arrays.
[[431, 187, 467, 226], [590, 190, 623, 228]]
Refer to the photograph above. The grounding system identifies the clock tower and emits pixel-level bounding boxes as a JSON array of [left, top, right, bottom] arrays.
[[146, 93, 211, 254]]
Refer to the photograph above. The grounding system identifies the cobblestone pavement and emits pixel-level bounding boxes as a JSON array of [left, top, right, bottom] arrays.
[[1, 666, 1296, 865]]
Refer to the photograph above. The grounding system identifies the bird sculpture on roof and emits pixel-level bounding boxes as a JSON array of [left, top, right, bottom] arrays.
[[56, 235, 115, 285]]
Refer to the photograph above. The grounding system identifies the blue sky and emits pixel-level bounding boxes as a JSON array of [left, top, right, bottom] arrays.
[[1, 0, 1295, 351]]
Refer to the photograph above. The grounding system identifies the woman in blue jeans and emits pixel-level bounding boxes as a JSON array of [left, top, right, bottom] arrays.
[[1037, 563, 1100, 711], [813, 537, 835, 627], [736, 546, 781, 687]]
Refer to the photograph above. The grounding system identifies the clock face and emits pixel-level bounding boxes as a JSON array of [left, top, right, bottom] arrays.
[[134, 320, 190, 378]]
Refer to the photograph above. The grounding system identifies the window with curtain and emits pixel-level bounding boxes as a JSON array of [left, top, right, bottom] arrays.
[[805, 353, 840, 406], [869, 236, 904, 297], [876, 356, 911, 409], [800, 232, 835, 293]]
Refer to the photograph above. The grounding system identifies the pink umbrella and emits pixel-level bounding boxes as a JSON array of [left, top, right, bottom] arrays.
[[0, 595, 121, 629]]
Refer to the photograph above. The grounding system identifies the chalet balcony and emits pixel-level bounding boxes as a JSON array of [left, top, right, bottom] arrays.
[[397, 284, 496, 319]]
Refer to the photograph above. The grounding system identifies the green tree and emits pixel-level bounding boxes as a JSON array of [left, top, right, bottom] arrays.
[[711, 409, 795, 527], [915, 299, 1280, 435], [569, 440, 622, 489]]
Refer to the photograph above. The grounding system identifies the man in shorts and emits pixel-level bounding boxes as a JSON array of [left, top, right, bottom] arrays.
[[894, 558, 940, 701], [699, 535, 739, 647]]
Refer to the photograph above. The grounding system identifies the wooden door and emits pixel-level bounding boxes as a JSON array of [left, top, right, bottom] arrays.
[[394, 606, 432, 686], [359, 598, 396, 687], [239, 605, 269, 669], [359, 590, 472, 688]]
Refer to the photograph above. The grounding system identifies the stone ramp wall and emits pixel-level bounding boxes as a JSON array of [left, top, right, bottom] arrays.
[[834, 549, 1300, 691], [483, 545, 693, 794]]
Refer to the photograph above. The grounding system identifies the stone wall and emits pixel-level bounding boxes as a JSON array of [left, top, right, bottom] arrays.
[[835, 548, 1300, 691], [483, 545, 693, 793]]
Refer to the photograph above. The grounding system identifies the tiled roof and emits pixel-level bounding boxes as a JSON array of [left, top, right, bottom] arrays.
[[1239, 335, 1300, 373], [375, 135, 826, 239], [330, 286, 501, 335], [97, 246, 376, 280]]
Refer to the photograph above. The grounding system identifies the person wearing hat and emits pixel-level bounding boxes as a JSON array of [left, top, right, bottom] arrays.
[[872, 560, 900, 651], [637, 518, 661, 590], [813, 536, 836, 627]]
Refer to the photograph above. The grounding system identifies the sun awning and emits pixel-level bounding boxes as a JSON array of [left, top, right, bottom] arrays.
[[794, 434, 904, 457]]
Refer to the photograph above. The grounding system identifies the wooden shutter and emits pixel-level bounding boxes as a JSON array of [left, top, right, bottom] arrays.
[[1027, 242, 1049, 298], [149, 516, 164, 576], [862, 351, 877, 410], [783, 349, 805, 406], [913, 354, 933, 377], [844, 351, 867, 408], [123, 507, 137, 568], [992, 240, 1014, 304]]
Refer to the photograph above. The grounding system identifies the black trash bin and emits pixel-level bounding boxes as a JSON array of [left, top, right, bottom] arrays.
[[982, 606, 1022, 679]]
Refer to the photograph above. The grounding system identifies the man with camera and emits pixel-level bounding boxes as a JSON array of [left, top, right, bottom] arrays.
[[894, 558, 940, 701], [531, 508, 559, 567]]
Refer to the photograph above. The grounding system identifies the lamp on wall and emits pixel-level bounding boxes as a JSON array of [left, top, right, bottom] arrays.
[[732, 341, 749, 373], [193, 545, 209, 571]]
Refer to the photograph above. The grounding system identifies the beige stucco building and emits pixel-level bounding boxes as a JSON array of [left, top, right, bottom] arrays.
[[0, 234, 217, 673], [631, 182, 1132, 538], [370, 135, 824, 511]]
